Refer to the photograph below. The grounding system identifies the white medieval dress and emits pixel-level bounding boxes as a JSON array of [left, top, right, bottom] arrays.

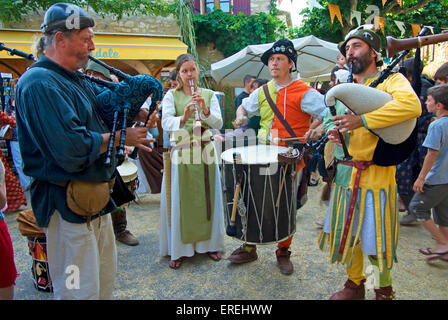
[[159, 88, 225, 261]]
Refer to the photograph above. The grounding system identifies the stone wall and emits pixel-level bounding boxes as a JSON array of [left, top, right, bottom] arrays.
[[2, 9, 180, 36], [251, 0, 272, 14], [1, 6, 182, 76], [423, 41, 448, 78]]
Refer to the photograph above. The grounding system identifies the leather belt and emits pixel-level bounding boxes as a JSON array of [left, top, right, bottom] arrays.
[[336, 160, 375, 256], [49, 180, 69, 187], [48, 178, 115, 189]]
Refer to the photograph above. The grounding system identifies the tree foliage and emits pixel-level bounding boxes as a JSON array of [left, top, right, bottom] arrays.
[[290, 0, 448, 45], [0, 0, 176, 23], [193, 9, 286, 58]]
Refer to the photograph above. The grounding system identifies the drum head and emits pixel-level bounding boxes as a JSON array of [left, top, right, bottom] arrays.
[[117, 159, 138, 183], [221, 145, 289, 165]]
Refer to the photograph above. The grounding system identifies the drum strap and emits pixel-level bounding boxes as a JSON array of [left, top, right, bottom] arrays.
[[262, 84, 296, 139]]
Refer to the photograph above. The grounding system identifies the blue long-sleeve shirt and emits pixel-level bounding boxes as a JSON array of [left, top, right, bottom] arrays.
[[15, 56, 118, 227]]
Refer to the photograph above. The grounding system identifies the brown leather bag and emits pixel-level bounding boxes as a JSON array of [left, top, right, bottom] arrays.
[[66, 180, 114, 229], [16, 209, 46, 238]]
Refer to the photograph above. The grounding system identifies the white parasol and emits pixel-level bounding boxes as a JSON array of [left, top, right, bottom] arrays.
[[210, 35, 340, 87]]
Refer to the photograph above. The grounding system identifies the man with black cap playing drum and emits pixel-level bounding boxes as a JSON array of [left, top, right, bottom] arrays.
[[321, 26, 421, 300], [233, 39, 327, 275], [14, 3, 152, 299]]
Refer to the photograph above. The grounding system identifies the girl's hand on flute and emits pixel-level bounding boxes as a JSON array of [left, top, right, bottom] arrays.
[[180, 101, 196, 128], [192, 92, 209, 116]]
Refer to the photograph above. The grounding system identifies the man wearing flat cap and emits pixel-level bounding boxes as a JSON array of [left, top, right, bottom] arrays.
[[14, 3, 152, 299], [232, 39, 327, 275], [320, 26, 421, 300]]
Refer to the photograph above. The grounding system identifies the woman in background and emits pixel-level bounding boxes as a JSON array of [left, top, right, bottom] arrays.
[[0, 110, 27, 212]]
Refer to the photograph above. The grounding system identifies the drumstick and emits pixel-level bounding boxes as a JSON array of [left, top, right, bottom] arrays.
[[226, 152, 242, 237], [228, 183, 241, 233], [272, 136, 305, 144], [276, 164, 288, 208]]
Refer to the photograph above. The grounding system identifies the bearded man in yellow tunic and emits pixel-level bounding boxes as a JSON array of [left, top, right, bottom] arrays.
[[322, 27, 421, 300]]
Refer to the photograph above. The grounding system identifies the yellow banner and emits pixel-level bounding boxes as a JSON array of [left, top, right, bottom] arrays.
[[328, 3, 343, 26], [374, 16, 385, 35], [411, 24, 421, 37]]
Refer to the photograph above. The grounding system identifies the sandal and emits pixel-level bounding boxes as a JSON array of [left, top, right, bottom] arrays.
[[169, 258, 184, 269], [425, 252, 448, 262], [207, 251, 222, 261], [419, 247, 434, 255], [420, 247, 448, 257]]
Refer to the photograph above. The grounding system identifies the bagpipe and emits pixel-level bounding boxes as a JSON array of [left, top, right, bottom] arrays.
[[323, 27, 448, 166], [0, 42, 35, 60], [386, 32, 448, 59], [79, 56, 163, 166], [1, 42, 163, 166]]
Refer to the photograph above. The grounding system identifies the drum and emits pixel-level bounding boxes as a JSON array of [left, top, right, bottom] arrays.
[[28, 237, 53, 292], [221, 145, 298, 244], [117, 158, 139, 195], [16, 209, 53, 292]]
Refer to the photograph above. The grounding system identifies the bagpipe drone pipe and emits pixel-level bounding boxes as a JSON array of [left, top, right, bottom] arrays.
[[79, 56, 164, 166]]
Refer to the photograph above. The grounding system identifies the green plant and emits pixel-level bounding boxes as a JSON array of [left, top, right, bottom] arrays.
[[222, 85, 235, 129], [291, 0, 448, 43], [0, 0, 176, 23], [193, 9, 287, 58]]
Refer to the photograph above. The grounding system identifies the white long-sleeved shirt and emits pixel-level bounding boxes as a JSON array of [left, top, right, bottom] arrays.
[[241, 79, 327, 121], [161, 89, 223, 132]]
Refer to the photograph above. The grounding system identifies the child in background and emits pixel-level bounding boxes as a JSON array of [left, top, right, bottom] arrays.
[[433, 62, 448, 85], [409, 84, 448, 263]]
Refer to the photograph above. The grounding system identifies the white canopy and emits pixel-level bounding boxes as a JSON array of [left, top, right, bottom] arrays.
[[210, 35, 340, 87]]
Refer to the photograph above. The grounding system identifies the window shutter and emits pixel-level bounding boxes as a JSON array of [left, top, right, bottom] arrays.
[[233, 0, 250, 15], [193, 0, 201, 14]]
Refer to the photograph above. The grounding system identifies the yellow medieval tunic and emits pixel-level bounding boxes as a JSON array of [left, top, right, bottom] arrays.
[[319, 73, 421, 272]]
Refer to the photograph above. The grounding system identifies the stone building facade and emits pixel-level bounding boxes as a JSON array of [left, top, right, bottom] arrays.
[[1, 1, 282, 78], [423, 41, 448, 78], [0, 4, 185, 81]]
